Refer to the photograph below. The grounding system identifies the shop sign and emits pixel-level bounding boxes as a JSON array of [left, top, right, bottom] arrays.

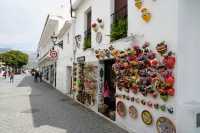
[[77, 56, 85, 63]]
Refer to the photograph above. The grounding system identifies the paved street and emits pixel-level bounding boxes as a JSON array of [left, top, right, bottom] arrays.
[[0, 74, 128, 133]]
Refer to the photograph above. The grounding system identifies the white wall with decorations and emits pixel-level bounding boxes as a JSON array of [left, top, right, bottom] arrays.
[[72, 0, 200, 132]]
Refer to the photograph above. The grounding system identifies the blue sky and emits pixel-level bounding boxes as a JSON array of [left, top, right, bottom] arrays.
[[0, 0, 71, 52]]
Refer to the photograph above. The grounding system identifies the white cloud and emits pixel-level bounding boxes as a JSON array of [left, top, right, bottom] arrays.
[[0, 0, 71, 51]]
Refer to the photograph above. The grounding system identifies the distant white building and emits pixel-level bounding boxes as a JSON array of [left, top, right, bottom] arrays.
[[37, 14, 66, 88]]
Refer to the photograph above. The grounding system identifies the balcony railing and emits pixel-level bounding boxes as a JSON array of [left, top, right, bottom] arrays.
[[111, 5, 128, 42], [83, 28, 91, 50]]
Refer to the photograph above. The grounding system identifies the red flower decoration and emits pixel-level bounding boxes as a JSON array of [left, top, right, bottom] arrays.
[[167, 88, 175, 96], [150, 59, 158, 67], [163, 55, 176, 69], [91, 23, 97, 28], [165, 75, 175, 86]]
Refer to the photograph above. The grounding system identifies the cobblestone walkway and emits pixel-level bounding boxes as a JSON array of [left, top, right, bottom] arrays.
[[0, 75, 128, 133]]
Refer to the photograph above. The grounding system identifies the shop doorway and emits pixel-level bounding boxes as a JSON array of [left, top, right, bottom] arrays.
[[101, 59, 116, 120], [50, 65, 54, 85]]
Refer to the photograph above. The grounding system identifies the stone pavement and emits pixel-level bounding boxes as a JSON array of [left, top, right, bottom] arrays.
[[0, 74, 128, 133]]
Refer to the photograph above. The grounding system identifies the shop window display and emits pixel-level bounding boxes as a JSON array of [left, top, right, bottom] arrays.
[[75, 63, 98, 107]]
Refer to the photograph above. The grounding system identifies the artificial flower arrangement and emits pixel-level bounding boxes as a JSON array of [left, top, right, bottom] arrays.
[[95, 41, 176, 102]]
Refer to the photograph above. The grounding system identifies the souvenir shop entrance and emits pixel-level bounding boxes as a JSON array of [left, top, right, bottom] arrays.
[[75, 56, 98, 108], [99, 59, 116, 121]]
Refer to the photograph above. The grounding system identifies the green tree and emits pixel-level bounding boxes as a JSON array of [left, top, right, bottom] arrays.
[[0, 50, 29, 68]]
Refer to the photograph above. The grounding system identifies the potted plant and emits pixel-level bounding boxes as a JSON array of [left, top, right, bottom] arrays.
[[83, 35, 91, 50]]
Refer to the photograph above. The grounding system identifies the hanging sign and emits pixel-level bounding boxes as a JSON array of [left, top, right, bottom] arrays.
[[77, 56, 85, 63]]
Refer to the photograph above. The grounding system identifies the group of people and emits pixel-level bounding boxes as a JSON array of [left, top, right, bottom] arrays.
[[2, 71, 15, 83], [32, 71, 43, 82]]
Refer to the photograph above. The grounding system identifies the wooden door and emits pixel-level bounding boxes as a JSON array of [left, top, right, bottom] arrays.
[[114, 0, 127, 19], [87, 11, 92, 30]]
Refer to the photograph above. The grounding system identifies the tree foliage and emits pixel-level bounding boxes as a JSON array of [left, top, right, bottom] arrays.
[[0, 50, 29, 68]]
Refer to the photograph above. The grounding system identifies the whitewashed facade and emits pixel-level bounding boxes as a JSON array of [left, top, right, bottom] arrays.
[[37, 14, 73, 94], [70, 0, 200, 133], [56, 21, 74, 94]]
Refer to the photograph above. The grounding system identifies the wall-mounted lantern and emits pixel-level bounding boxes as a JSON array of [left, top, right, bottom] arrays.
[[51, 32, 63, 49]]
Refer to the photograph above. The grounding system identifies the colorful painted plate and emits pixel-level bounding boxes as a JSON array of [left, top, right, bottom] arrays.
[[156, 117, 176, 133], [129, 105, 138, 119], [117, 101, 126, 117], [141, 110, 153, 125]]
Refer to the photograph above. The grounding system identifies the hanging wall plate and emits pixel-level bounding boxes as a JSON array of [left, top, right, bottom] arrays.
[[117, 101, 126, 117], [141, 8, 152, 23], [129, 105, 138, 119], [156, 117, 176, 133], [141, 110, 153, 125], [96, 32, 102, 44], [135, 0, 143, 10]]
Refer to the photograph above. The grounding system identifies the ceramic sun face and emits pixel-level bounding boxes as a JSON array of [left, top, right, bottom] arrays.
[[135, 0, 143, 10], [141, 8, 152, 23]]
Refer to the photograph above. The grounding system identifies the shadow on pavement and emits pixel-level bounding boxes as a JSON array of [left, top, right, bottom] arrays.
[[17, 76, 128, 133]]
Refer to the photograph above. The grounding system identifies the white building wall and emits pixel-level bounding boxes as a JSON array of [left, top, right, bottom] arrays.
[[114, 1, 178, 133], [74, 0, 95, 62], [177, 0, 200, 133], [56, 25, 74, 94], [72, 0, 200, 133]]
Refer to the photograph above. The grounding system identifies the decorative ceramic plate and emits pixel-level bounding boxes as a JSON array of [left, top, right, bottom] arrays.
[[156, 117, 176, 133], [96, 32, 102, 44], [141, 110, 153, 125], [129, 105, 138, 119], [117, 101, 126, 117]]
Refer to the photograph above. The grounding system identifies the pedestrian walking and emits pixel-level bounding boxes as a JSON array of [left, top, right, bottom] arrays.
[[10, 71, 14, 83], [39, 71, 43, 82], [34, 71, 39, 82], [3, 71, 7, 79]]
